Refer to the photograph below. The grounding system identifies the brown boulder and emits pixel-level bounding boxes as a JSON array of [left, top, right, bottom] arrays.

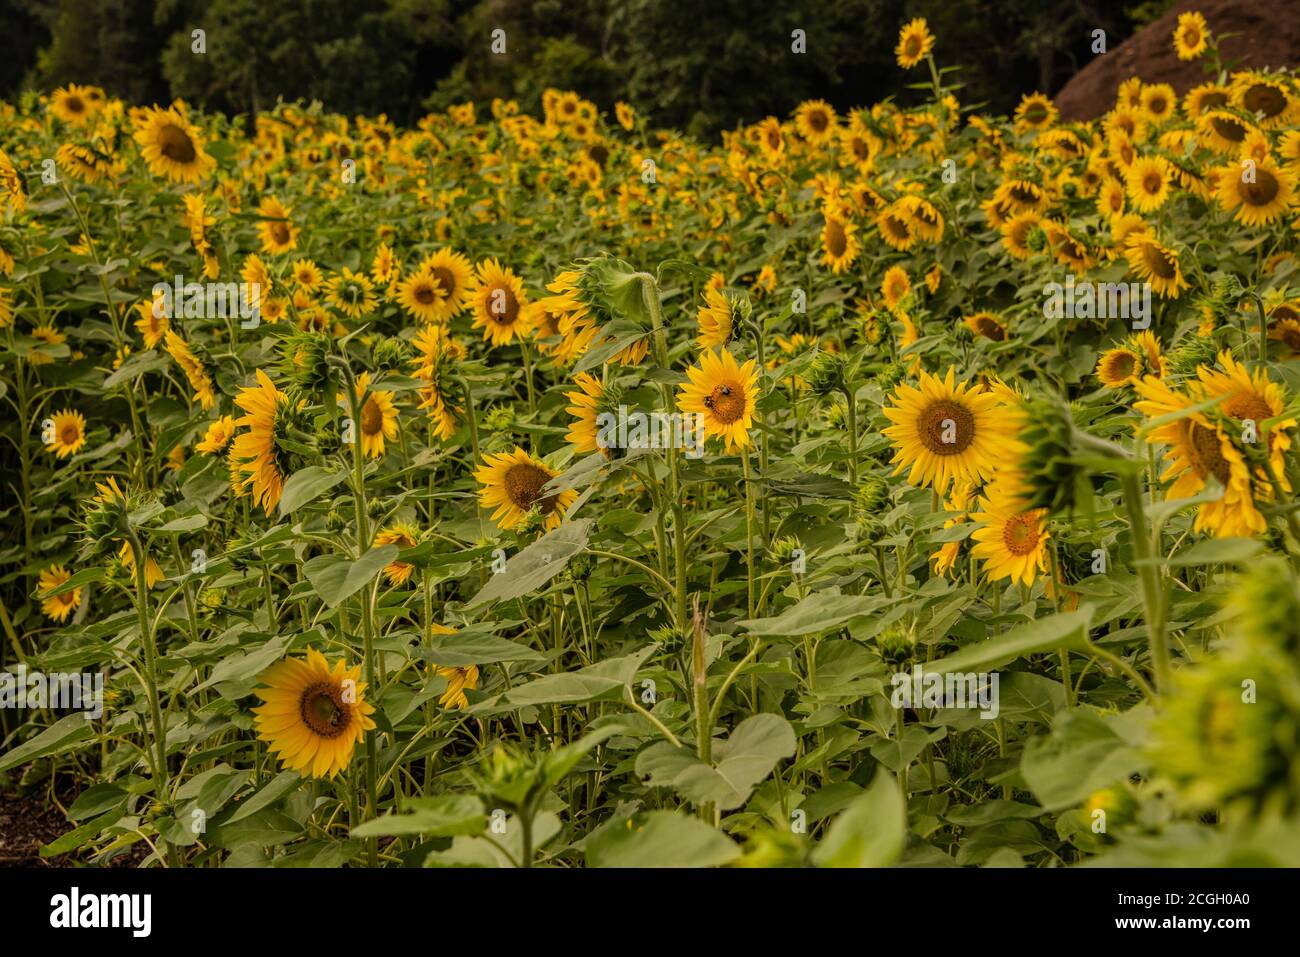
[[1054, 0, 1300, 121]]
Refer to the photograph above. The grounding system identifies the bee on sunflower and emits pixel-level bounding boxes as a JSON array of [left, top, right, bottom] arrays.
[[475, 447, 576, 533], [676, 348, 761, 453], [253, 648, 377, 780]]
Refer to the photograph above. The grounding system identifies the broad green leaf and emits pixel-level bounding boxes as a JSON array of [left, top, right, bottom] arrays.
[[586, 811, 740, 868], [422, 631, 545, 667], [304, 545, 398, 608], [924, 606, 1093, 675], [738, 593, 890, 637], [352, 795, 486, 838], [0, 713, 95, 773], [468, 644, 657, 715], [1020, 708, 1149, 811], [277, 466, 348, 515], [464, 519, 593, 609], [811, 773, 904, 868], [635, 714, 796, 810], [1165, 537, 1264, 567]]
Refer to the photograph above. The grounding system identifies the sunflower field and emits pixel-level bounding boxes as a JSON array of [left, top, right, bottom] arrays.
[[3, 13, 1300, 870]]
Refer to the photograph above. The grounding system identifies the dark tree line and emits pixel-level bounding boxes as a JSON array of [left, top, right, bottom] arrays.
[[1, 0, 1169, 133]]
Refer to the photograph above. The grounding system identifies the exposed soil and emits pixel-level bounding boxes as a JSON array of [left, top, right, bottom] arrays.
[[1054, 0, 1300, 121], [0, 773, 148, 868]]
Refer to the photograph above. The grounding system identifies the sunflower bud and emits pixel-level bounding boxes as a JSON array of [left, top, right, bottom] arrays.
[[1025, 225, 1048, 253], [1166, 333, 1221, 378], [804, 349, 845, 397], [734, 824, 807, 868], [877, 360, 906, 393], [877, 624, 916, 667], [372, 337, 410, 372], [279, 330, 332, 392], [482, 405, 516, 433]]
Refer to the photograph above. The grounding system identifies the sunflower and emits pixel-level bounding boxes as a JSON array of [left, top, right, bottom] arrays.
[[49, 84, 98, 125], [970, 485, 1050, 586], [37, 565, 81, 623], [371, 242, 398, 286], [820, 209, 860, 272], [794, 100, 838, 146], [1014, 93, 1058, 132], [253, 648, 376, 780], [164, 331, 216, 409], [436, 662, 481, 710], [881, 266, 911, 311], [877, 203, 915, 251], [1097, 178, 1126, 219], [756, 116, 785, 162], [396, 268, 444, 324], [1233, 75, 1298, 129], [1184, 83, 1231, 119], [1213, 156, 1295, 227], [1174, 11, 1209, 60], [898, 195, 944, 243], [416, 248, 474, 324], [118, 540, 165, 588], [470, 258, 531, 347], [1096, 346, 1143, 388], [882, 367, 1024, 493], [27, 324, 66, 365], [324, 267, 378, 319], [195, 415, 237, 455], [374, 522, 420, 585], [340, 372, 398, 459], [895, 18, 935, 69], [992, 179, 1047, 215], [1140, 83, 1177, 123], [230, 369, 294, 516], [696, 286, 746, 351], [133, 104, 216, 183], [964, 311, 1007, 342], [1130, 330, 1168, 378], [615, 101, 636, 130], [565, 371, 615, 457], [411, 325, 464, 439], [1000, 211, 1041, 260], [676, 348, 761, 453], [1125, 233, 1188, 298], [930, 482, 975, 576], [1268, 317, 1300, 358], [1134, 376, 1266, 538], [1197, 110, 1254, 155], [45, 408, 86, 458], [291, 259, 323, 292], [1196, 351, 1296, 483], [474, 447, 576, 532], [256, 196, 299, 254], [56, 143, 112, 184], [1125, 155, 1171, 212]]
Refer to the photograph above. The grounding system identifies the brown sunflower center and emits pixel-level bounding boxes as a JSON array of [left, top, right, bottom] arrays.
[[1148, 96, 1168, 115], [1210, 116, 1246, 143], [1105, 351, 1138, 381], [1002, 513, 1039, 556], [1201, 91, 1228, 111], [824, 219, 847, 257], [486, 283, 519, 324], [1224, 392, 1273, 423], [807, 110, 828, 132], [1188, 421, 1232, 485], [432, 267, 457, 299], [1243, 83, 1286, 117], [1143, 171, 1162, 194], [706, 382, 747, 423], [299, 681, 351, 738], [972, 315, 1005, 341], [1280, 326, 1300, 351], [65, 96, 85, 115], [851, 137, 869, 160], [271, 222, 291, 245], [882, 214, 910, 242], [766, 129, 781, 150], [903, 36, 922, 58], [60, 423, 80, 445], [158, 123, 198, 163], [504, 463, 559, 514], [1141, 242, 1178, 280], [414, 282, 437, 305], [1240, 168, 1280, 206], [360, 396, 385, 436], [1181, 26, 1202, 46], [1008, 184, 1040, 205], [918, 399, 976, 455]]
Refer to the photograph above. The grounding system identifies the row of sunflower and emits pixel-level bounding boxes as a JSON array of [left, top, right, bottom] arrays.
[[1, 11, 1300, 867]]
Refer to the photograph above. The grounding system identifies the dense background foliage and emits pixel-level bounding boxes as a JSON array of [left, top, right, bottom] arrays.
[[1, 0, 1173, 135]]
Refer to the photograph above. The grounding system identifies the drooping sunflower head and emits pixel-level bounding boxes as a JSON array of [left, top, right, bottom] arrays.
[[882, 367, 1025, 493], [253, 648, 376, 780], [46, 408, 87, 459], [676, 347, 761, 453], [164, 331, 217, 410], [1124, 233, 1188, 298], [195, 415, 237, 455], [374, 521, 421, 585], [230, 369, 308, 516], [38, 565, 82, 624], [565, 371, 622, 458], [696, 286, 749, 351], [474, 447, 576, 533]]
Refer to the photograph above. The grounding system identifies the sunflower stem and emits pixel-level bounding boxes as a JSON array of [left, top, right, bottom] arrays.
[[741, 446, 757, 620], [1119, 469, 1169, 691]]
